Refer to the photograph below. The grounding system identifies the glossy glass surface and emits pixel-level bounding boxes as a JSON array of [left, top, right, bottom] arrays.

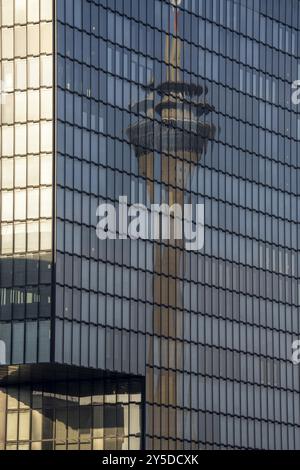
[[54, 0, 300, 449], [0, 378, 142, 450], [0, 0, 300, 450], [0, 0, 53, 365]]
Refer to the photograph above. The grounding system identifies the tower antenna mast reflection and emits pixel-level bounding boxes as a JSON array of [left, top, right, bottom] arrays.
[[127, 0, 216, 444]]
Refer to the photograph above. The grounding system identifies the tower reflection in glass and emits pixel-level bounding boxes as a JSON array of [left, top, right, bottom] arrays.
[[127, 0, 216, 444]]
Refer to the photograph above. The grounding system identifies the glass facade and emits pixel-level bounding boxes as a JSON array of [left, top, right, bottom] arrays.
[[0, 0, 300, 451], [0, 378, 142, 450], [0, 0, 53, 367]]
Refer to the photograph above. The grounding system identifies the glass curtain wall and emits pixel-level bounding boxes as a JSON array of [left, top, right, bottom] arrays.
[[0, 378, 142, 450], [55, 0, 300, 449], [0, 0, 53, 365]]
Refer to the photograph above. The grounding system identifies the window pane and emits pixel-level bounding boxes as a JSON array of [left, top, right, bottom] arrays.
[[1, 192, 13, 221], [2, 60, 14, 91], [15, 26, 27, 58], [28, 90, 40, 121], [2, 93, 14, 124], [12, 322, 24, 362], [40, 0, 53, 21], [27, 155, 40, 186], [14, 157, 27, 187], [41, 89, 53, 120], [40, 187, 52, 218], [1, 224, 13, 254], [41, 121, 52, 151], [15, 124, 27, 155], [1, 0, 13, 26], [15, 91, 27, 122], [28, 57, 40, 88], [27, 188, 39, 219], [27, 24, 40, 55], [18, 412, 30, 441], [27, 123, 40, 153], [7, 413, 18, 441], [2, 126, 14, 156], [1, 159, 14, 188], [15, 0, 27, 24], [14, 222, 26, 252], [15, 190, 26, 220], [40, 55, 52, 87], [27, 0, 40, 23], [40, 23, 52, 54], [40, 155, 53, 185], [1, 29, 14, 59], [27, 221, 39, 251], [15, 58, 27, 89], [40, 220, 52, 250]]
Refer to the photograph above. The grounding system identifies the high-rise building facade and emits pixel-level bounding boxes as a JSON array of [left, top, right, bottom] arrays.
[[0, 0, 300, 450]]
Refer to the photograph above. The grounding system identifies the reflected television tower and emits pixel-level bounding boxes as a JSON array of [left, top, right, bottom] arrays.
[[127, 0, 216, 444]]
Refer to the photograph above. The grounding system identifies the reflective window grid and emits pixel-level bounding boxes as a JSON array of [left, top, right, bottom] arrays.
[[0, 378, 142, 450], [1, 0, 300, 451]]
